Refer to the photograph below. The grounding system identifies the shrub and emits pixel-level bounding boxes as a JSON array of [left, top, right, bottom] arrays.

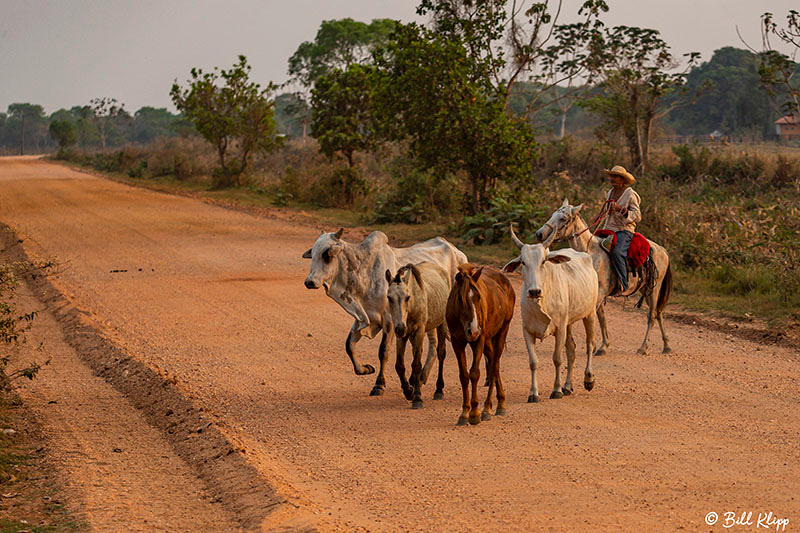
[[372, 158, 461, 224], [460, 192, 545, 245], [310, 167, 370, 207]]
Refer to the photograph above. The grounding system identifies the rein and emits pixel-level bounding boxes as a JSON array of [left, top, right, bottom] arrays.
[[570, 200, 612, 240]]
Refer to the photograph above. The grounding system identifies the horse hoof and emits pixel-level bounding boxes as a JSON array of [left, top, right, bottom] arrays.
[[584, 379, 595, 392], [433, 392, 444, 400], [456, 416, 468, 426], [662, 347, 673, 354], [369, 386, 384, 396], [527, 395, 539, 403], [412, 400, 424, 409], [402, 389, 414, 401], [550, 390, 563, 400], [495, 407, 507, 417], [561, 386, 573, 396], [593, 348, 606, 357], [469, 416, 481, 426], [359, 364, 375, 375], [481, 411, 492, 421], [636, 348, 647, 355]]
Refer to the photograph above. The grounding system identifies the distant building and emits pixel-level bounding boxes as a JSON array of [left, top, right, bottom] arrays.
[[776, 115, 800, 140]]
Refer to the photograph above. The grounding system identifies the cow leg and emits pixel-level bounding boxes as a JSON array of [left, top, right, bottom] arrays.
[[593, 302, 610, 356], [410, 331, 426, 409], [562, 325, 576, 396], [481, 342, 495, 421], [433, 325, 446, 400], [420, 330, 437, 385], [394, 335, 413, 401], [583, 313, 597, 391], [636, 292, 657, 355], [492, 323, 511, 416], [523, 329, 540, 403], [551, 328, 566, 399], [370, 327, 392, 396], [454, 341, 471, 426], [345, 325, 375, 376], [469, 338, 486, 425]]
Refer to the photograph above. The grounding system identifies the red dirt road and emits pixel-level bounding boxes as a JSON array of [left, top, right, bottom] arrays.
[[2, 157, 798, 531]]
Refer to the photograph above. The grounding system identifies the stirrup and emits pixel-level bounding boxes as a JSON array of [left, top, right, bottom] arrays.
[[600, 235, 614, 253]]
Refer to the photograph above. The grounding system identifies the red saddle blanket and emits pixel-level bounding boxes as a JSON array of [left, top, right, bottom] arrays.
[[594, 230, 651, 269]]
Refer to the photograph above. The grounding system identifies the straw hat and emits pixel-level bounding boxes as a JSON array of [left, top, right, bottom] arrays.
[[604, 165, 636, 185]]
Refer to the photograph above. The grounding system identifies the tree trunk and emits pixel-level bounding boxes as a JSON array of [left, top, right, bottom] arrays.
[[559, 110, 567, 140], [19, 115, 25, 156]]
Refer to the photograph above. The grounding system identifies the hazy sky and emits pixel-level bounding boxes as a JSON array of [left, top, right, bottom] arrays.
[[1, 0, 797, 115]]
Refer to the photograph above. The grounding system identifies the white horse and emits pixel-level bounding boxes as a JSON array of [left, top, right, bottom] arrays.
[[535, 199, 673, 355]]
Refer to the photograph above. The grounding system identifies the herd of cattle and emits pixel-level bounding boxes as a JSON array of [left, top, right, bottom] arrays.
[[302, 199, 673, 426]]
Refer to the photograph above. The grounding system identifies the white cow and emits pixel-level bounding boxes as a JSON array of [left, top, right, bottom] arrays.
[[303, 228, 467, 396], [502, 226, 598, 403]]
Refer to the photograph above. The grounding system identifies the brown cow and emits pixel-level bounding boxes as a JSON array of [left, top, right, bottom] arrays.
[[446, 264, 515, 426]]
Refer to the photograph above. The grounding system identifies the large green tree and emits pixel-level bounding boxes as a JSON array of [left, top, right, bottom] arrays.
[[48, 120, 76, 149], [7, 104, 45, 155], [171, 55, 281, 187], [89, 97, 129, 150]]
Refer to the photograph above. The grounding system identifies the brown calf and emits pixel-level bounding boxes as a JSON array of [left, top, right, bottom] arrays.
[[446, 264, 516, 426]]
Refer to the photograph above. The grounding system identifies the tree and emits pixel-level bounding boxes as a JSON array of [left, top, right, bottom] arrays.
[[7, 103, 45, 155], [754, 10, 800, 117], [373, 21, 536, 214], [49, 120, 76, 149], [287, 18, 396, 140], [171, 55, 281, 188], [310, 64, 378, 167], [583, 25, 700, 172], [89, 97, 130, 150]]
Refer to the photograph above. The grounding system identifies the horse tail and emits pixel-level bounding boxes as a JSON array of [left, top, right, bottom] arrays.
[[656, 261, 672, 316]]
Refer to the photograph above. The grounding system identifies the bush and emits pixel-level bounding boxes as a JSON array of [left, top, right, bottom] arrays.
[[372, 158, 461, 224], [460, 192, 545, 245], [310, 167, 369, 207]]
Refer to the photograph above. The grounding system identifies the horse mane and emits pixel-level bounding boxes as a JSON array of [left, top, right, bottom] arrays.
[[394, 263, 424, 289]]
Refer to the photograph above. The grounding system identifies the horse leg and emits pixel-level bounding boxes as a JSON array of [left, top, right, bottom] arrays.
[[410, 331, 426, 409], [483, 357, 491, 387], [523, 329, 540, 403], [583, 313, 597, 391], [593, 302, 610, 356], [370, 326, 392, 396], [433, 325, 446, 400], [551, 328, 567, 399], [492, 322, 511, 416], [481, 342, 495, 421], [637, 291, 657, 355], [657, 312, 672, 354], [420, 330, 437, 385], [346, 324, 374, 376], [562, 324, 577, 396], [394, 335, 413, 401], [469, 338, 486, 425], [454, 341, 470, 426]]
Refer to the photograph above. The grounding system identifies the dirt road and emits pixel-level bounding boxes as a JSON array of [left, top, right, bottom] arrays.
[[1, 157, 798, 532]]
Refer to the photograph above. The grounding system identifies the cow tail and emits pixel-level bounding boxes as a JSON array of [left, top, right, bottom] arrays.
[[655, 261, 672, 316]]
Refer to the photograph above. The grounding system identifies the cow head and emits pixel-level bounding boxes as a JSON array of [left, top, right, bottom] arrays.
[[302, 228, 344, 291], [534, 198, 583, 243], [385, 264, 422, 338], [503, 225, 571, 302], [452, 264, 485, 342]]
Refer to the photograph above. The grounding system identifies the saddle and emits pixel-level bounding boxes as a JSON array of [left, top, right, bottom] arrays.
[[594, 229, 650, 269]]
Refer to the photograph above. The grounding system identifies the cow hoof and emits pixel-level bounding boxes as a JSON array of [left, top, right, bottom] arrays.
[[433, 392, 444, 400], [636, 348, 647, 355], [481, 411, 492, 421], [495, 407, 507, 417], [456, 416, 468, 426], [550, 390, 563, 400], [561, 386, 573, 396], [662, 347, 673, 354], [412, 400, 424, 409], [369, 386, 384, 396], [358, 364, 375, 375], [527, 394, 539, 403], [593, 348, 606, 357], [584, 379, 595, 392]]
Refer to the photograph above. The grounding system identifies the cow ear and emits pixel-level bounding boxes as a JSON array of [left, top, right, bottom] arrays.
[[385, 269, 393, 284], [502, 257, 521, 273], [302, 248, 312, 259], [547, 254, 571, 264]]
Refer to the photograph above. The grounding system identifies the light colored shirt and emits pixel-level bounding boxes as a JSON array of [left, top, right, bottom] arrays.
[[603, 187, 641, 233]]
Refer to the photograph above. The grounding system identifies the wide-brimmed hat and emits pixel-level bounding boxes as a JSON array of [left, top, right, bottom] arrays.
[[604, 165, 636, 185]]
